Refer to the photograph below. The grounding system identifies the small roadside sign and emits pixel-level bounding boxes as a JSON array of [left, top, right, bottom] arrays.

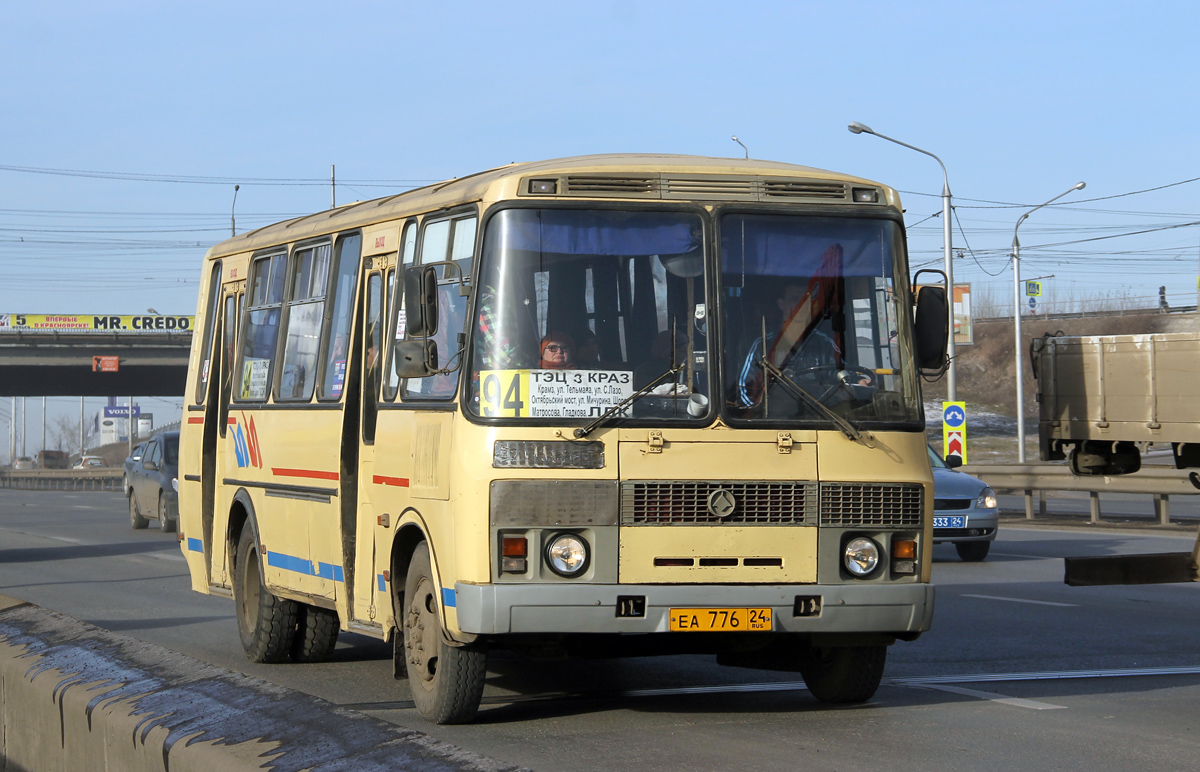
[[93, 355, 119, 372], [942, 401, 967, 465], [1025, 280, 1042, 297]]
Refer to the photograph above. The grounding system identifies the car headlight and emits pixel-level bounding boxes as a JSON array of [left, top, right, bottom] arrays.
[[843, 537, 880, 577], [172, 478, 179, 493], [545, 533, 589, 577], [976, 486, 997, 509]]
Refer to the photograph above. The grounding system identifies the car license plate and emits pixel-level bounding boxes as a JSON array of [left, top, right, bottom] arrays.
[[933, 515, 967, 529], [669, 607, 773, 632]]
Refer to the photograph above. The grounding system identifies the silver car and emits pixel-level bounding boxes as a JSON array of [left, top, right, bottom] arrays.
[[929, 446, 998, 561]]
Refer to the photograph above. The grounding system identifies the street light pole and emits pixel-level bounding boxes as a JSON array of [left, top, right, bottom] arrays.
[[849, 122, 956, 400], [1012, 182, 1086, 463]]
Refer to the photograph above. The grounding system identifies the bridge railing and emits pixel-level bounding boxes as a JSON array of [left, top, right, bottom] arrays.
[[963, 464, 1197, 526], [0, 468, 122, 491]]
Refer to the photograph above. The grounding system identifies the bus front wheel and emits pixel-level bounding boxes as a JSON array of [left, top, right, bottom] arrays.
[[234, 526, 297, 663], [402, 543, 486, 724], [798, 644, 887, 704]]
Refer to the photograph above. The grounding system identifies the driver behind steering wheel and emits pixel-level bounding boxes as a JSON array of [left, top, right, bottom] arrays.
[[736, 282, 872, 409]]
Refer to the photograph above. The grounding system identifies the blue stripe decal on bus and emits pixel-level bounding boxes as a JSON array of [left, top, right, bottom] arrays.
[[441, 587, 456, 608], [265, 551, 344, 583], [187, 537, 203, 553], [377, 574, 386, 592]]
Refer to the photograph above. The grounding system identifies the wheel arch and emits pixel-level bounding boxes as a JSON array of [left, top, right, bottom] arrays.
[[226, 488, 257, 575], [389, 518, 428, 629]]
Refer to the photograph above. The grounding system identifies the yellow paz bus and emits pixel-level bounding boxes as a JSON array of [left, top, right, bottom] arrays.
[[177, 153, 950, 723]]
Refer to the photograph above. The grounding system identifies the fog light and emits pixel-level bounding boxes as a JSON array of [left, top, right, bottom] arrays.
[[843, 537, 880, 577], [546, 533, 589, 577]]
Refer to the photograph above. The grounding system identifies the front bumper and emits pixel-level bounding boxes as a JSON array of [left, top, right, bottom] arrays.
[[932, 507, 998, 544], [454, 581, 934, 636]]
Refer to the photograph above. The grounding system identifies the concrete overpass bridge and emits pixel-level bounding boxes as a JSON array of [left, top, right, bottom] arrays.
[[0, 314, 192, 397]]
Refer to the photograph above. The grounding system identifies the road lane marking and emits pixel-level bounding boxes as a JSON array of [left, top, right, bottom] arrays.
[[893, 665, 1200, 685], [961, 593, 1079, 607], [907, 683, 1066, 710], [146, 552, 186, 562]]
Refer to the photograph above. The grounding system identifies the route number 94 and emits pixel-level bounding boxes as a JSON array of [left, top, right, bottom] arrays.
[[480, 370, 530, 417]]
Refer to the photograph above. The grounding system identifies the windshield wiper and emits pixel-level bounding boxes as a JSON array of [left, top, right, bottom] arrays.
[[760, 358, 875, 447], [573, 364, 684, 438]]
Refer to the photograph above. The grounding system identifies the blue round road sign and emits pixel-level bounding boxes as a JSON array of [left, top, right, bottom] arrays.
[[943, 405, 966, 428]]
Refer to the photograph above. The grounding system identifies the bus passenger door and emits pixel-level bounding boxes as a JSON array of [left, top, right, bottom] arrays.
[[208, 287, 242, 588], [350, 264, 385, 622]]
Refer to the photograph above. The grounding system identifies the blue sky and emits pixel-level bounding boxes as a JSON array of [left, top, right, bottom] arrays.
[[2, 1, 1198, 313]]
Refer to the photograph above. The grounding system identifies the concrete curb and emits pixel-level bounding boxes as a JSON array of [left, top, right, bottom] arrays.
[[0, 595, 526, 772]]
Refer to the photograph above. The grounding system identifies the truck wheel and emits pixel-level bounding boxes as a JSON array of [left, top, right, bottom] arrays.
[[799, 644, 887, 703], [234, 525, 297, 663], [956, 541, 990, 562], [403, 543, 486, 724], [291, 605, 340, 663], [129, 493, 148, 530], [158, 492, 177, 533]]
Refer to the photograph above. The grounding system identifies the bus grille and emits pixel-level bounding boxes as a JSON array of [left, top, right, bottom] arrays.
[[820, 483, 923, 526], [620, 481, 817, 525]]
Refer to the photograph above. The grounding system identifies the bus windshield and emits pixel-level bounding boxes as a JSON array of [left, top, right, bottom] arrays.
[[468, 208, 709, 421], [719, 213, 921, 428]]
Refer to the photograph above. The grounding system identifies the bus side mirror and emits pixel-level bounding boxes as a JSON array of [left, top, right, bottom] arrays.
[[404, 266, 439, 338], [912, 270, 949, 375], [394, 339, 439, 378]]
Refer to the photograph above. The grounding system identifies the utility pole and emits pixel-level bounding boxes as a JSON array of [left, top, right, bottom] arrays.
[[331, 164, 336, 209], [42, 396, 46, 456], [79, 396, 85, 457]]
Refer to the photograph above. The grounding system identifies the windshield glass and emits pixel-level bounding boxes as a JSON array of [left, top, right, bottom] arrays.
[[927, 445, 947, 468], [719, 213, 920, 427], [468, 208, 709, 421]]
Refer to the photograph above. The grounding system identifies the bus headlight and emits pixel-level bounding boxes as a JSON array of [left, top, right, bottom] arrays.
[[843, 537, 880, 577], [545, 533, 590, 577], [976, 487, 998, 509]]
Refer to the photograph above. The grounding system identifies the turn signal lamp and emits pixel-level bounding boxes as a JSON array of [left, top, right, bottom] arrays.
[[501, 536, 528, 574], [892, 537, 917, 575]]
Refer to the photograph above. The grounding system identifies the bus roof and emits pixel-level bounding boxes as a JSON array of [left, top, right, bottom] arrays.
[[205, 153, 894, 259]]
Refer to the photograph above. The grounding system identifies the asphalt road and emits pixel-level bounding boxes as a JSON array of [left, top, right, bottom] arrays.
[[2, 489, 1199, 771]]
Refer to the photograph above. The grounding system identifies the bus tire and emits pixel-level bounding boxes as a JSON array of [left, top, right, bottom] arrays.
[[403, 543, 486, 724], [129, 493, 148, 530], [798, 644, 887, 704], [234, 525, 297, 663], [291, 605, 339, 663], [158, 493, 177, 533]]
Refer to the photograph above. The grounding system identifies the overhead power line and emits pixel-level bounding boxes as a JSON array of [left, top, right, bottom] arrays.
[[0, 164, 439, 188]]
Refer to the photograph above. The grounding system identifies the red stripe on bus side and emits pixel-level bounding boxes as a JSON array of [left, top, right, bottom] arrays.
[[188, 416, 204, 424], [272, 468, 340, 481], [227, 417, 237, 425], [372, 475, 410, 487]]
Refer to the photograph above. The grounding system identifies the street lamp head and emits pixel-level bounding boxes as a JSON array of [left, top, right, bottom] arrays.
[[147, 308, 160, 315], [847, 122, 874, 135], [1073, 181, 1086, 191]]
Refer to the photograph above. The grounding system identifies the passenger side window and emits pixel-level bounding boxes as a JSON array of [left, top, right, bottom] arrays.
[[319, 233, 363, 400], [384, 221, 418, 401], [237, 253, 287, 401], [277, 243, 331, 401], [144, 441, 161, 468], [402, 214, 475, 401], [363, 273, 383, 442]]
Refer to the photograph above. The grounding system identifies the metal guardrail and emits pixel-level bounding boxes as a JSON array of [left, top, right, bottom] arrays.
[[962, 464, 1197, 525], [0, 468, 122, 491]]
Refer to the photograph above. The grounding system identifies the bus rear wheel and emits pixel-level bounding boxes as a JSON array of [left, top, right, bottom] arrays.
[[291, 605, 339, 663], [234, 525, 297, 663], [403, 543, 486, 724], [798, 644, 887, 704]]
